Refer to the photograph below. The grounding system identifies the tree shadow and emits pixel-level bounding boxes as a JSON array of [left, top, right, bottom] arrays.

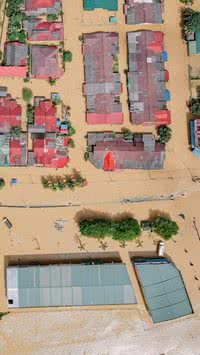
[[148, 209, 171, 221], [75, 209, 134, 224]]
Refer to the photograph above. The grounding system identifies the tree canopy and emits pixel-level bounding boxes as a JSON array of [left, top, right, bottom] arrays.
[[152, 216, 179, 240], [22, 87, 32, 102], [112, 218, 141, 241], [157, 125, 172, 144], [182, 8, 200, 33]]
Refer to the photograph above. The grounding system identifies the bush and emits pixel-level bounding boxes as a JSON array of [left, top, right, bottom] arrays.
[[47, 14, 58, 22], [182, 8, 200, 33], [48, 77, 56, 86], [0, 178, 5, 189], [189, 98, 200, 115], [22, 87, 32, 102], [41, 172, 87, 192], [26, 104, 34, 124], [0, 312, 9, 320], [63, 50, 72, 62], [68, 138, 75, 148], [121, 127, 133, 140], [67, 126, 76, 136], [157, 125, 172, 144], [152, 216, 179, 240], [10, 126, 21, 137]]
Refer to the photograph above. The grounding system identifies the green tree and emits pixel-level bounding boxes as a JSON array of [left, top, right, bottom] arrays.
[[152, 216, 179, 240], [63, 50, 72, 62], [22, 87, 32, 102], [190, 98, 200, 115], [0, 312, 9, 320], [47, 14, 58, 22], [157, 125, 172, 144], [18, 30, 27, 43], [48, 77, 56, 86], [26, 104, 34, 124], [10, 126, 21, 137], [68, 138, 75, 148], [112, 218, 141, 241], [182, 8, 200, 33], [79, 219, 113, 239], [121, 127, 133, 140]]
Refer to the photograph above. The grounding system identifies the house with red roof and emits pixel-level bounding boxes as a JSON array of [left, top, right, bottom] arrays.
[[87, 132, 165, 170], [0, 90, 22, 133], [127, 31, 170, 126], [28, 133, 69, 168], [31, 45, 64, 79], [25, 0, 61, 16], [83, 32, 123, 124], [0, 134, 27, 167], [125, 0, 163, 25], [0, 42, 28, 78], [34, 99, 57, 132], [24, 19, 64, 41]]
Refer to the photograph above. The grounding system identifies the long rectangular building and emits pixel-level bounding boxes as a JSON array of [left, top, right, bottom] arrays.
[[6, 263, 136, 308], [127, 31, 171, 126], [125, 0, 163, 25], [83, 32, 123, 124]]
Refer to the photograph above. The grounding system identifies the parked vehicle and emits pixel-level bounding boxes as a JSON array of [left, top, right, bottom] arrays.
[[158, 241, 165, 257], [3, 217, 13, 229]]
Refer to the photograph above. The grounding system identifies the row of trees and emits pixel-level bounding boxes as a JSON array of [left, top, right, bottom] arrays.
[[41, 171, 87, 191], [79, 215, 179, 242]]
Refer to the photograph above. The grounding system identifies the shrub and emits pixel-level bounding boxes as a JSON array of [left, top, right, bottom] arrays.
[[189, 98, 200, 115], [22, 87, 32, 102], [68, 138, 75, 148], [0, 312, 9, 320], [67, 126, 76, 136], [41, 172, 87, 192], [63, 50, 72, 62], [121, 127, 133, 140], [182, 8, 200, 33], [0, 178, 5, 189], [10, 126, 21, 137], [157, 125, 172, 144], [26, 104, 34, 124], [152, 216, 179, 240], [48, 77, 56, 86], [47, 14, 58, 22]]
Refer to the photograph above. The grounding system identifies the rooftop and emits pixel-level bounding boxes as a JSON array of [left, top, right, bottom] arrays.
[[6, 262, 136, 308], [0, 91, 22, 133], [25, 0, 61, 15], [24, 19, 64, 41], [4, 42, 28, 67], [83, 32, 123, 124], [125, 0, 163, 25], [88, 132, 165, 170], [84, 0, 118, 11], [31, 45, 64, 79], [127, 31, 171, 126]]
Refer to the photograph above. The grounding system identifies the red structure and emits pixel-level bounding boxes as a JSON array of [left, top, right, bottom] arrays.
[[0, 66, 27, 78], [26, 20, 64, 41], [0, 95, 21, 132], [25, 0, 58, 11], [31, 45, 64, 79], [33, 135, 69, 168], [34, 100, 57, 132]]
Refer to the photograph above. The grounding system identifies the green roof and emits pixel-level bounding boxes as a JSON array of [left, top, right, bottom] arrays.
[[7, 263, 137, 308], [84, 0, 118, 11], [134, 259, 193, 323]]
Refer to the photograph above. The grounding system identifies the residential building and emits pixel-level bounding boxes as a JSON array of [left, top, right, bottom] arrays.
[[87, 132, 165, 170], [25, 0, 61, 16], [6, 262, 136, 308], [4, 42, 28, 66], [186, 31, 200, 55], [125, 0, 163, 25], [24, 19, 64, 41], [28, 133, 69, 168], [84, 0, 118, 11], [0, 134, 27, 167], [0, 89, 21, 133], [127, 31, 171, 126], [83, 32, 123, 124], [31, 45, 64, 79], [190, 119, 200, 158]]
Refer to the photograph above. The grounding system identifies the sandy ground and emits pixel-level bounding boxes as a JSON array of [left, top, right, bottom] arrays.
[[0, 0, 200, 354]]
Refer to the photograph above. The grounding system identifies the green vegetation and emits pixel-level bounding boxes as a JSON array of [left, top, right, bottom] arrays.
[[0, 178, 5, 189], [26, 104, 34, 124], [189, 98, 200, 115], [67, 124, 76, 136], [152, 216, 179, 240], [180, 0, 193, 4], [0, 50, 2, 61], [41, 171, 87, 192], [47, 14, 59, 22], [6, 0, 27, 43], [10, 126, 21, 137], [68, 138, 75, 148], [121, 127, 133, 141], [79, 217, 141, 242], [48, 77, 57, 86], [0, 312, 9, 320], [157, 125, 172, 144], [182, 8, 200, 33], [63, 50, 72, 62], [22, 87, 32, 102]]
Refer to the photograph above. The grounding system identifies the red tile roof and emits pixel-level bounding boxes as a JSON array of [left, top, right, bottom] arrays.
[[0, 95, 21, 132], [25, 0, 57, 10], [31, 45, 64, 79], [28, 20, 64, 41], [34, 100, 57, 132], [9, 139, 22, 165], [87, 112, 123, 124], [33, 137, 69, 168], [0, 66, 27, 77]]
